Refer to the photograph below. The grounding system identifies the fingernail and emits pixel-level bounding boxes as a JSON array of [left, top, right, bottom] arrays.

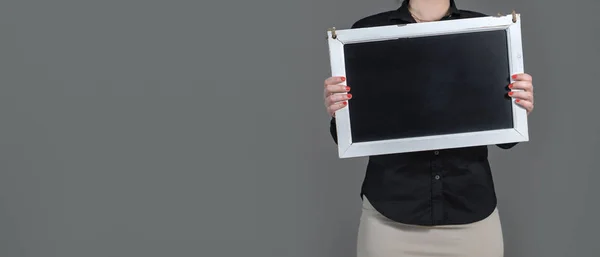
[[512, 75, 518, 79], [341, 77, 346, 81], [345, 86, 351, 91], [508, 92, 514, 96], [347, 93, 352, 98], [516, 99, 520, 103], [508, 84, 513, 88], [343, 101, 348, 106]]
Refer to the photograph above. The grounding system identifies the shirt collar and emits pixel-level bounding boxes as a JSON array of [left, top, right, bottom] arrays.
[[390, 0, 460, 22]]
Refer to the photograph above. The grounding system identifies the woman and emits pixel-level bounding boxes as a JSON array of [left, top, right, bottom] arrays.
[[323, 1, 534, 256]]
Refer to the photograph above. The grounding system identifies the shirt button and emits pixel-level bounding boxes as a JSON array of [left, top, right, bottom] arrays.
[[435, 175, 441, 180], [434, 151, 439, 155]]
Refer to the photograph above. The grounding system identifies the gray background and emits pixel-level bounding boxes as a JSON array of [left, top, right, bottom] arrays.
[[0, 0, 597, 256]]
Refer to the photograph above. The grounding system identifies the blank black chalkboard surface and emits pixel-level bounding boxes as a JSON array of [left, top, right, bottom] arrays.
[[327, 14, 529, 158], [345, 30, 513, 142]]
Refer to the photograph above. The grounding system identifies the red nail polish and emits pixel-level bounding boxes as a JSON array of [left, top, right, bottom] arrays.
[[347, 93, 352, 98], [508, 92, 513, 96], [343, 101, 348, 106], [512, 75, 518, 79], [341, 77, 346, 81], [508, 84, 513, 88], [516, 99, 520, 103], [345, 86, 351, 91]]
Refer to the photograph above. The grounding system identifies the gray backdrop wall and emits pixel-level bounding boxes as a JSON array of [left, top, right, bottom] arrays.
[[0, 0, 598, 256]]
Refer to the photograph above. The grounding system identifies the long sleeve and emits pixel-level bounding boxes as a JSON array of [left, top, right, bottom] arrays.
[[496, 143, 518, 149], [329, 117, 338, 144]]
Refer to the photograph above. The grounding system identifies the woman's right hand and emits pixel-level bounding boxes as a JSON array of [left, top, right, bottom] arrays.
[[323, 76, 353, 117]]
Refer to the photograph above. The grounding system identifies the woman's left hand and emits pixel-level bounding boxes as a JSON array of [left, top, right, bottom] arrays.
[[508, 73, 534, 115]]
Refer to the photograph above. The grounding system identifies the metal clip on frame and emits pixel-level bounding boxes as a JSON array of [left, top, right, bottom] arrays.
[[497, 10, 518, 23], [328, 27, 337, 39]]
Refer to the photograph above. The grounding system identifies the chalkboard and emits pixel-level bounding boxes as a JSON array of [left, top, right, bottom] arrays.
[[326, 14, 528, 158], [344, 30, 513, 143]]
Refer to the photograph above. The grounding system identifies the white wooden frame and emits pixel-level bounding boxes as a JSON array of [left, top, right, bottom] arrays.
[[327, 14, 528, 158]]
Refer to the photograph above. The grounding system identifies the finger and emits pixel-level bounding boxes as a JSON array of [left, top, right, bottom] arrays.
[[325, 92, 352, 106], [508, 91, 533, 102], [325, 84, 351, 96], [328, 101, 348, 116], [324, 85, 349, 99], [515, 99, 534, 113], [324, 76, 346, 86], [509, 81, 533, 92], [511, 73, 533, 82]]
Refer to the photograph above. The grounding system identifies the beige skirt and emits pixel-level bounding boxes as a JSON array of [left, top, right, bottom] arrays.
[[357, 197, 504, 257]]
